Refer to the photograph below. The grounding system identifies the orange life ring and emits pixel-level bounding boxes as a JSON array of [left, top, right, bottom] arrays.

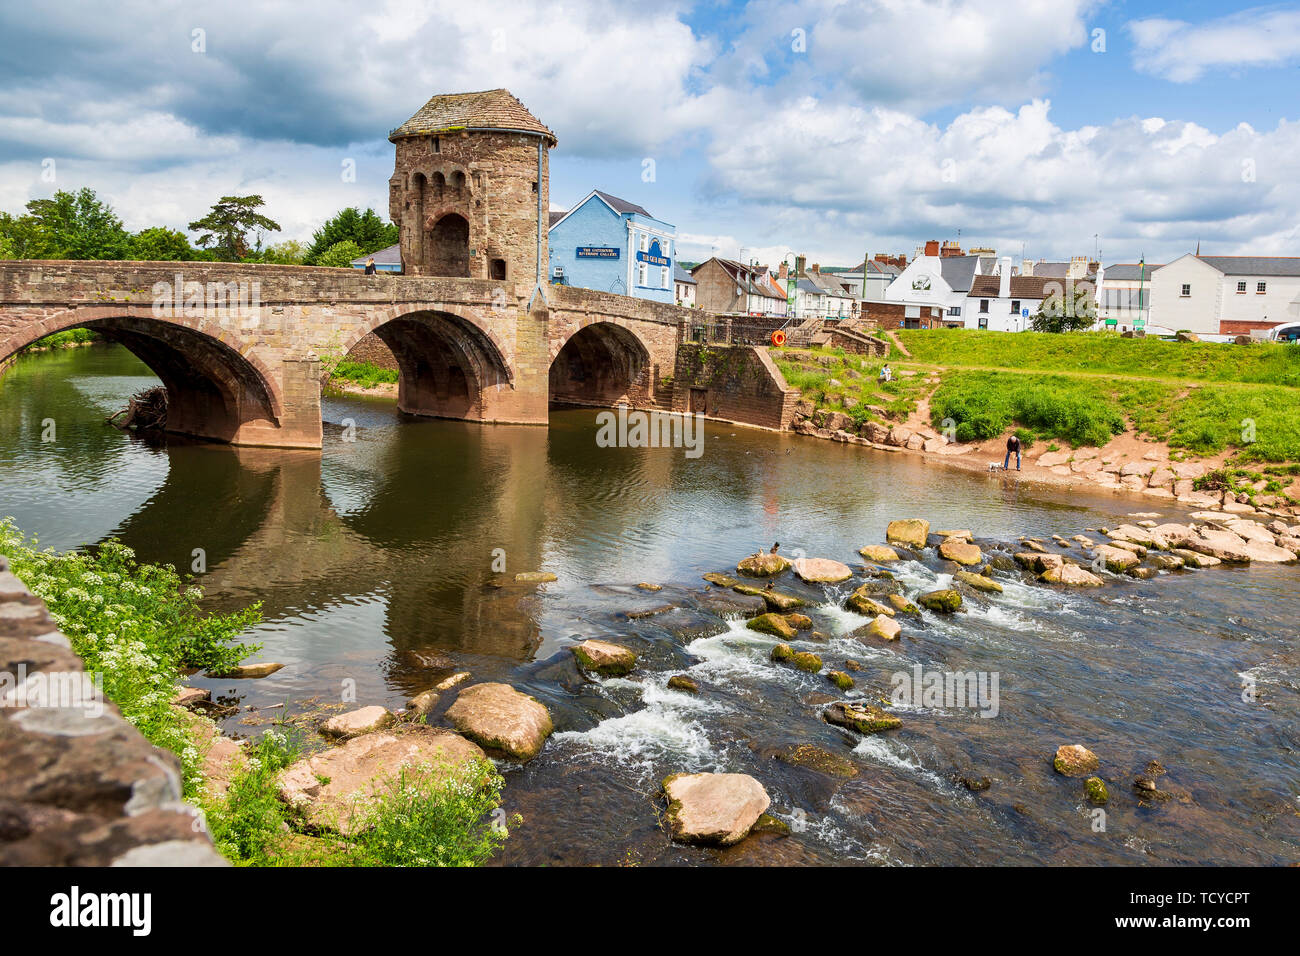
[[771, 330, 787, 347]]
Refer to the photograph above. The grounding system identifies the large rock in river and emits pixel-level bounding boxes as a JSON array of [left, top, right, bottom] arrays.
[[823, 700, 901, 734], [954, 569, 1002, 593], [886, 519, 930, 549], [278, 727, 487, 834], [918, 589, 962, 613], [737, 552, 791, 576], [858, 545, 900, 562], [1041, 563, 1104, 586], [790, 557, 853, 583], [662, 772, 770, 846], [571, 640, 637, 676], [321, 705, 395, 739], [1094, 544, 1140, 572], [938, 538, 983, 566], [444, 682, 553, 760], [1053, 744, 1100, 777], [747, 612, 797, 639]]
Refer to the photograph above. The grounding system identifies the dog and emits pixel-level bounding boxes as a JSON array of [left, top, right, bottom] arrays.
[[988, 462, 1004, 472]]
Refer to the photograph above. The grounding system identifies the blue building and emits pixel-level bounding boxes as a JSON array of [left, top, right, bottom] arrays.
[[547, 190, 676, 303]]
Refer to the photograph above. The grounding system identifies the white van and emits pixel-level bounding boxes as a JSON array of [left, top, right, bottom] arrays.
[[1260, 322, 1300, 343]]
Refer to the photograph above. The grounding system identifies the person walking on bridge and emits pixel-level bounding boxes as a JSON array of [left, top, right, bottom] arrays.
[[1004, 433, 1021, 471]]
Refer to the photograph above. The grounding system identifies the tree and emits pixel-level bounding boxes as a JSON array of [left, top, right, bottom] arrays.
[[128, 226, 197, 261], [255, 239, 309, 265], [316, 240, 364, 268], [18, 188, 130, 259], [188, 195, 281, 260], [304, 207, 397, 264]]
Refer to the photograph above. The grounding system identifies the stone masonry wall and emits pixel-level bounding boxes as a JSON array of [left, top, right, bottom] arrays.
[[0, 554, 226, 866], [670, 342, 800, 430]]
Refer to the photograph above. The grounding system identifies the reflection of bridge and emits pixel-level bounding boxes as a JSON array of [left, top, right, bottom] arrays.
[[0, 261, 688, 448]]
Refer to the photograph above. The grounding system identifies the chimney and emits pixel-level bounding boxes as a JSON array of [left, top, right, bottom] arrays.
[[898, 255, 906, 268], [810, 263, 820, 274], [924, 240, 939, 257], [795, 255, 806, 276], [778, 262, 788, 279], [999, 256, 1012, 300]]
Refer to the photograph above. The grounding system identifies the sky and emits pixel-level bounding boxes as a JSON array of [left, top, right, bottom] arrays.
[[1, 0, 1298, 268]]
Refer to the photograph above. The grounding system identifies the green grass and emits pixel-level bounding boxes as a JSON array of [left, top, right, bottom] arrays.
[[773, 347, 929, 422], [928, 371, 1172, 447], [896, 328, 1300, 387], [202, 727, 515, 867], [330, 359, 398, 389], [20, 328, 100, 351]]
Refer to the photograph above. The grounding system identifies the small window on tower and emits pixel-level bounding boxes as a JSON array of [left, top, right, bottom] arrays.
[[434, 137, 440, 153], [490, 258, 506, 280], [531, 181, 538, 193]]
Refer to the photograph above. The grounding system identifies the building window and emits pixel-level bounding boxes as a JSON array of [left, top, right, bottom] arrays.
[[1010, 299, 1020, 314], [1257, 281, 1267, 293], [638, 262, 647, 286], [978, 315, 989, 329], [1181, 284, 1191, 296], [979, 299, 989, 314], [639, 233, 648, 253], [1237, 281, 1247, 293], [661, 266, 670, 289], [947, 306, 961, 316], [434, 137, 440, 153]]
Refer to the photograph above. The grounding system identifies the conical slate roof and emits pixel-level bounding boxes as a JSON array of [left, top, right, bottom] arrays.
[[389, 89, 556, 145]]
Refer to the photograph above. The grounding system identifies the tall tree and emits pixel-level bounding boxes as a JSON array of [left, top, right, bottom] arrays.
[[305, 207, 397, 264], [188, 195, 281, 260], [18, 188, 130, 260]]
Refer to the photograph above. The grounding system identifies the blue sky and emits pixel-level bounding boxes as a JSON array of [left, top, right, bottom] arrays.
[[1, 0, 1298, 267]]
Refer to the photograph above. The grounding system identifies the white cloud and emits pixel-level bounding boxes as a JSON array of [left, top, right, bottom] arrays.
[[702, 96, 1300, 262], [1129, 8, 1300, 82], [713, 0, 1096, 113]]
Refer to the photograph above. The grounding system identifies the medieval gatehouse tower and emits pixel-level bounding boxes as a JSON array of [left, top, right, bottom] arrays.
[[388, 89, 556, 294]]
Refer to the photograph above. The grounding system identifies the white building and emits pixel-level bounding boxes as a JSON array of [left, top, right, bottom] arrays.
[[673, 264, 696, 308], [884, 253, 997, 324], [1149, 254, 1300, 337]]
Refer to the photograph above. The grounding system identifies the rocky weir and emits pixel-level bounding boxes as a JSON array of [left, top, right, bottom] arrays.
[[171, 504, 1300, 859]]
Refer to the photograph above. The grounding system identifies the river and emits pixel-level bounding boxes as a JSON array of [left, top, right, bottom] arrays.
[[2, 343, 1298, 865]]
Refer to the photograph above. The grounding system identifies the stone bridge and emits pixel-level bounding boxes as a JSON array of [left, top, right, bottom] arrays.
[[0, 260, 693, 448]]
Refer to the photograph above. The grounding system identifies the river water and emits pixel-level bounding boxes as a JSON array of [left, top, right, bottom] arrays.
[[3, 344, 1298, 865]]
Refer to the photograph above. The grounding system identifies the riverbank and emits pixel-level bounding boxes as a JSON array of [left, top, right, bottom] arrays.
[[773, 336, 1300, 519]]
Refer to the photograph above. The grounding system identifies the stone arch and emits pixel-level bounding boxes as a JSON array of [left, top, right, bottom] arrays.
[[0, 309, 282, 444], [427, 213, 470, 278], [549, 321, 653, 407], [345, 308, 512, 421]]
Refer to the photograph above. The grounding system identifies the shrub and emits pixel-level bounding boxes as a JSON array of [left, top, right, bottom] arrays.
[[0, 519, 262, 792]]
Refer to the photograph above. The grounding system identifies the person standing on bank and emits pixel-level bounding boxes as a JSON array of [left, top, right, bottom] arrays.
[[364, 257, 377, 276], [1004, 433, 1021, 471]]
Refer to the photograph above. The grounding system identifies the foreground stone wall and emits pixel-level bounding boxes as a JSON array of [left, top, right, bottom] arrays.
[[0, 555, 225, 866], [670, 343, 800, 430]]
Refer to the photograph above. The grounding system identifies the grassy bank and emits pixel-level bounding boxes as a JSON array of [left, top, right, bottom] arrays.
[[773, 347, 930, 424], [329, 358, 398, 390], [895, 328, 1300, 387], [0, 519, 512, 866], [0, 519, 259, 791], [777, 338, 1300, 463]]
